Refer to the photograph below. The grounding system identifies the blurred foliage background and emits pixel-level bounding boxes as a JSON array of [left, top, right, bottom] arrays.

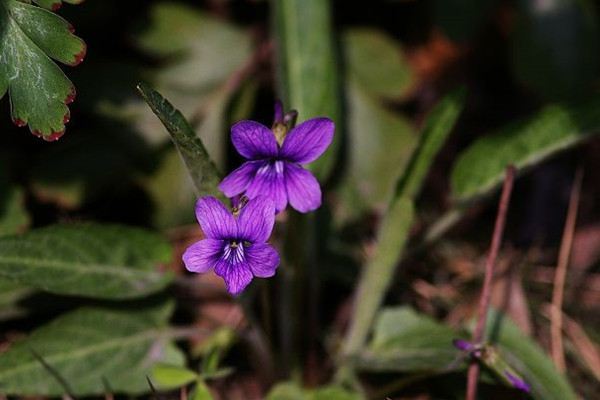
[[0, 0, 599, 399]]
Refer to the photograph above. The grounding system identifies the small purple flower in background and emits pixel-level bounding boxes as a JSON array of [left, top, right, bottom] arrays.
[[182, 195, 280, 295], [505, 371, 531, 393], [219, 104, 334, 213]]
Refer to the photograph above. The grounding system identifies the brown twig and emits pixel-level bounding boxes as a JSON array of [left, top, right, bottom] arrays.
[[466, 165, 516, 400], [550, 167, 584, 372]]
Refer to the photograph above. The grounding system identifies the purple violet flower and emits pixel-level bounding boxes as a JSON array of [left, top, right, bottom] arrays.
[[219, 109, 335, 213], [505, 371, 531, 393], [182, 195, 280, 295]]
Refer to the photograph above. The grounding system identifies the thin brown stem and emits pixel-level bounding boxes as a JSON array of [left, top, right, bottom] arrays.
[[551, 167, 584, 372], [466, 165, 516, 400]]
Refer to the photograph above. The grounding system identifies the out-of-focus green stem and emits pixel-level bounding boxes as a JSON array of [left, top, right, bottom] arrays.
[[339, 89, 466, 377], [272, 0, 342, 181]]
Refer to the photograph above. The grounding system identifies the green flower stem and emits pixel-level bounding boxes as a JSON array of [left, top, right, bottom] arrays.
[[338, 89, 466, 378]]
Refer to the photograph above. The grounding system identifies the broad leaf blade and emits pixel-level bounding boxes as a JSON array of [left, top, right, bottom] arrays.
[[273, 0, 342, 180], [0, 0, 85, 140], [343, 28, 414, 99], [337, 83, 416, 220], [357, 307, 462, 372], [0, 303, 185, 396], [0, 224, 173, 299], [451, 99, 600, 202], [151, 364, 198, 389], [137, 83, 223, 199]]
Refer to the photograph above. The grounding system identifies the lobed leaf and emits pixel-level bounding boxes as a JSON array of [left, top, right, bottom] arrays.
[[0, 0, 85, 140], [451, 98, 600, 202], [0, 302, 185, 396], [0, 224, 173, 299]]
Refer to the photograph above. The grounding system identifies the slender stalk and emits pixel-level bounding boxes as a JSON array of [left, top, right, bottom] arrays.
[[550, 167, 584, 372], [466, 165, 515, 400]]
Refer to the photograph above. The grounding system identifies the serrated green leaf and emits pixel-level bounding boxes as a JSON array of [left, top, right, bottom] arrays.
[[0, 302, 185, 396], [137, 83, 223, 199], [0, 0, 85, 139], [482, 310, 578, 400], [0, 224, 173, 299], [343, 28, 414, 99], [356, 307, 462, 372], [273, 0, 342, 180], [267, 382, 362, 400], [451, 99, 600, 202], [151, 364, 198, 389]]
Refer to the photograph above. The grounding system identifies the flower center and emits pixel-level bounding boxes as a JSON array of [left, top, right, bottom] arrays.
[[223, 241, 246, 265]]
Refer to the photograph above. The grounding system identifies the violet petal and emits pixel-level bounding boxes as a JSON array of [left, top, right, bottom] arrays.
[[285, 163, 322, 213], [214, 254, 253, 296], [246, 243, 280, 278], [232, 120, 278, 160], [182, 238, 224, 273], [237, 196, 276, 243], [280, 117, 334, 164], [246, 161, 288, 213], [195, 196, 237, 239], [505, 371, 531, 393], [274, 100, 284, 124], [219, 160, 262, 198], [453, 339, 475, 352]]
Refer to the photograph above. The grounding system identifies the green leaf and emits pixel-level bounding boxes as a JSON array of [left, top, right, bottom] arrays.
[[273, 0, 342, 180], [135, 2, 252, 92], [0, 278, 33, 321], [151, 364, 198, 389], [356, 307, 462, 372], [337, 83, 416, 221], [343, 28, 414, 99], [0, 174, 29, 236], [191, 379, 215, 400], [512, 0, 598, 101], [451, 98, 600, 202], [0, 224, 173, 299], [0, 302, 185, 396], [395, 87, 466, 199], [341, 89, 466, 360], [267, 383, 363, 400], [137, 83, 223, 199], [0, 0, 85, 140], [482, 311, 578, 400]]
